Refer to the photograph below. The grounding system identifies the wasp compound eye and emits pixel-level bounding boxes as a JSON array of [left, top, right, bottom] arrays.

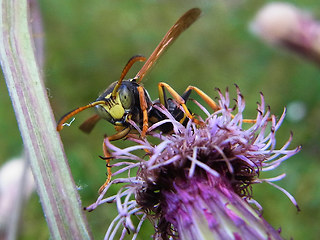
[[119, 85, 134, 109]]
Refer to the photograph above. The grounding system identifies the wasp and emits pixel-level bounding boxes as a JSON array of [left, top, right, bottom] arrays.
[[57, 8, 213, 135], [57, 8, 255, 192]]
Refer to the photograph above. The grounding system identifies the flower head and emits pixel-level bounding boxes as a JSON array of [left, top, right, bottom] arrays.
[[250, 2, 320, 67], [86, 85, 300, 240]]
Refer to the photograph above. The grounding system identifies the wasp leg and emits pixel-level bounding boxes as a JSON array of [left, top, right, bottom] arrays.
[[183, 86, 263, 123], [183, 86, 220, 111], [99, 127, 131, 193], [137, 86, 149, 138], [158, 82, 204, 126]]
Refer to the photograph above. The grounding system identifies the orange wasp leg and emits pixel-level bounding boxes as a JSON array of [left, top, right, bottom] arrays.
[[160, 84, 262, 124], [184, 85, 262, 123], [158, 82, 204, 126], [183, 86, 220, 111], [242, 118, 259, 123], [98, 127, 131, 193], [137, 86, 149, 138]]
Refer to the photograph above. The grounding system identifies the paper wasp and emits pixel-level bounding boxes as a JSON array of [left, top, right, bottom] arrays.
[[57, 8, 255, 192]]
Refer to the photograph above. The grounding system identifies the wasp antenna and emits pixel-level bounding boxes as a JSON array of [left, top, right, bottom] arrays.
[[111, 55, 146, 97], [57, 100, 106, 131]]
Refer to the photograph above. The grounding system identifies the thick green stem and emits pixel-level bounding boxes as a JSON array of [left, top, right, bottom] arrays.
[[0, 0, 91, 239]]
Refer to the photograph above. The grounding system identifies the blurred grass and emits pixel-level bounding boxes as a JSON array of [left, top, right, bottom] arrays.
[[1, 0, 320, 239]]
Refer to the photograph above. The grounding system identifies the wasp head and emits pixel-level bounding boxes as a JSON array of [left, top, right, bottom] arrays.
[[95, 81, 136, 126], [57, 55, 146, 132]]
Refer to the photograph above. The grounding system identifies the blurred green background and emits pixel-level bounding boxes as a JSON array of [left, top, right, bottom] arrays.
[[1, 0, 320, 239]]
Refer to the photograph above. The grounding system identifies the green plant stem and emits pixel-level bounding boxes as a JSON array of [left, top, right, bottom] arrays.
[[0, 0, 92, 239]]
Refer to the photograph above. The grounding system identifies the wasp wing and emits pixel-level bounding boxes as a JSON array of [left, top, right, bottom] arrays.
[[135, 8, 201, 83]]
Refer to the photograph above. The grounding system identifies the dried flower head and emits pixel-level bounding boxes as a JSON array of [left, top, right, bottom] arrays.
[[86, 85, 300, 240], [250, 2, 320, 67]]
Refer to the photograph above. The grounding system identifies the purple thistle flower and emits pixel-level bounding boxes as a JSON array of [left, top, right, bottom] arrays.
[[86, 85, 300, 240]]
